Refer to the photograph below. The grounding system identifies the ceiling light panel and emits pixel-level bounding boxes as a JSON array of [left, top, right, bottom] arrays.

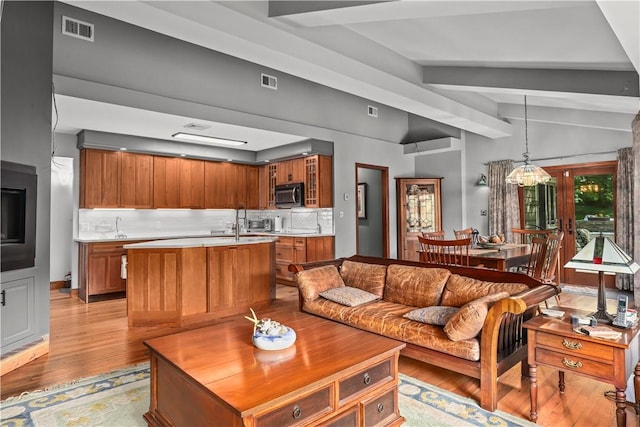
[[172, 132, 247, 146]]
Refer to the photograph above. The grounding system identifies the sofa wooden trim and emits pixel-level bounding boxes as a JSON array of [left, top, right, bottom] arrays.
[[290, 255, 559, 412]]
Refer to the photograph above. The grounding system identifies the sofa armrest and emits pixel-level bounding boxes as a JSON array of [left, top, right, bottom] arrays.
[[291, 258, 347, 311]]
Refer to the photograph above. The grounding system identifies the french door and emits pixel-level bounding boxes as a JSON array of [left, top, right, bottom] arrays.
[[519, 161, 617, 286]]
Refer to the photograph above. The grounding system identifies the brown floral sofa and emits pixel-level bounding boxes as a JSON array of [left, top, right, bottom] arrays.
[[290, 255, 558, 412]]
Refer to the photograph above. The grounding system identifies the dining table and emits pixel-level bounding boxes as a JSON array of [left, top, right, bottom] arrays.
[[418, 243, 531, 271]]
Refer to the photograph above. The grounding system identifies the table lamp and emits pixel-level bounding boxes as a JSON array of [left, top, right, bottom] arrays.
[[564, 235, 639, 324]]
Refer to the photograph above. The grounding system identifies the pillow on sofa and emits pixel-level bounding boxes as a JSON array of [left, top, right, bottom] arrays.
[[384, 264, 451, 307], [295, 265, 345, 301], [340, 260, 387, 297], [403, 306, 459, 325], [319, 286, 381, 307], [440, 274, 529, 307], [443, 292, 510, 341]]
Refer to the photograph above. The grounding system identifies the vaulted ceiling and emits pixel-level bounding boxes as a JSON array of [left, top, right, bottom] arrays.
[[57, 0, 639, 149]]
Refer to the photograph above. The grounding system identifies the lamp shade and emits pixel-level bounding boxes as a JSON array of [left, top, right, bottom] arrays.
[[505, 163, 551, 187], [564, 235, 639, 274]]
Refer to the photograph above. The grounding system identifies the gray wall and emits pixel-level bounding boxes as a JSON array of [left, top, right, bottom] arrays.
[[1, 1, 53, 354], [357, 167, 383, 256]]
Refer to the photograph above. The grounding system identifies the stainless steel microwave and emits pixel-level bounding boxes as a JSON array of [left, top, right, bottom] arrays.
[[275, 183, 304, 208]]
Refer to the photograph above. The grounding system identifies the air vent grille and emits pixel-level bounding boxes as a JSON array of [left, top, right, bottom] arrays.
[[261, 73, 277, 90], [368, 105, 378, 118], [62, 16, 94, 42]]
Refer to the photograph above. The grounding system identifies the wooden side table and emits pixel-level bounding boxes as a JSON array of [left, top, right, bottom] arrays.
[[525, 311, 640, 427]]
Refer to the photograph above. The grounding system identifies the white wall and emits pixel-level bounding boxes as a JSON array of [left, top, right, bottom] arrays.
[[50, 157, 74, 282]]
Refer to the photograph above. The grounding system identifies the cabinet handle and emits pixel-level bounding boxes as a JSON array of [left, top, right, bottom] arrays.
[[292, 405, 302, 419], [377, 403, 385, 413], [1, 290, 5, 306], [562, 357, 582, 369], [562, 339, 582, 350], [363, 372, 371, 385]]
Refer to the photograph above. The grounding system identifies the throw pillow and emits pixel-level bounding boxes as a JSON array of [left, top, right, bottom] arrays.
[[443, 292, 510, 341], [384, 264, 451, 307], [340, 260, 387, 297], [295, 265, 345, 301], [403, 306, 459, 325], [440, 274, 528, 307], [319, 286, 381, 307]]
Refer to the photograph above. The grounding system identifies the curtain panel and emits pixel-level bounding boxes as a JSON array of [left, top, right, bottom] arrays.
[[616, 147, 634, 291], [487, 160, 520, 243]]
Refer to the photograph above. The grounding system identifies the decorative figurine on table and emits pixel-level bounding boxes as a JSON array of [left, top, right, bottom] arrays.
[[245, 308, 296, 351]]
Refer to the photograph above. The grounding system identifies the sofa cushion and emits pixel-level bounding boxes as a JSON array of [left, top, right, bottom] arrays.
[[295, 265, 345, 302], [440, 274, 529, 307], [444, 292, 509, 341], [384, 264, 451, 307], [319, 286, 381, 307], [340, 260, 387, 297], [403, 306, 459, 326]]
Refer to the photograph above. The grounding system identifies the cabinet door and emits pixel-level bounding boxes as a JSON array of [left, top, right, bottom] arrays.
[[80, 149, 119, 208], [205, 161, 233, 209], [243, 165, 260, 209], [87, 253, 125, 295], [304, 155, 333, 208], [289, 158, 305, 183], [276, 160, 292, 185], [260, 163, 277, 209], [1, 277, 35, 348], [180, 159, 205, 208], [306, 236, 335, 262], [120, 152, 153, 208], [153, 156, 181, 208], [208, 246, 236, 312]]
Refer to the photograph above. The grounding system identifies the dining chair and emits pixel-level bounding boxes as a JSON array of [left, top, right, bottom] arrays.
[[421, 230, 445, 240], [511, 228, 554, 244], [525, 232, 564, 306], [453, 227, 473, 240], [418, 236, 471, 266]]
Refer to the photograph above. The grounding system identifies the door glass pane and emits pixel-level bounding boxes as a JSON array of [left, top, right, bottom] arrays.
[[405, 184, 436, 233], [574, 174, 614, 251], [522, 179, 558, 231]]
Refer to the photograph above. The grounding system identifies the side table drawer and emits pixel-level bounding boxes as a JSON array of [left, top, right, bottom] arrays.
[[256, 385, 333, 427], [536, 347, 614, 378], [339, 359, 392, 402], [363, 389, 396, 427], [536, 332, 614, 362]]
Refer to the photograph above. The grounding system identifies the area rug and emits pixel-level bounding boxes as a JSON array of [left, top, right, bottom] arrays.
[[1, 363, 535, 427]]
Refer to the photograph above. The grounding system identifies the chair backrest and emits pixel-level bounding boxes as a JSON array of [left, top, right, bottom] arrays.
[[525, 237, 548, 279], [525, 232, 564, 285], [422, 230, 445, 240], [511, 228, 554, 244], [453, 227, 473, 240], [418, 236, 471, 266]]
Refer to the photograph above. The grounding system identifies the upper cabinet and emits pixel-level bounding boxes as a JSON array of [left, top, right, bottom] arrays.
[[153, 156, 181, 208], [276, 158, 305, 185], [396, 178, 442, 262], [80, 149, 153, 209], [205, 162, 260, 209], [178, 158, 205, 208], [304, 155, 332, 208]]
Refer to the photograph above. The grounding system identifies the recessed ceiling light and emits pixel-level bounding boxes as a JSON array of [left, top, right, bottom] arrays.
[[120, 147, 127, 151], [180, 154, 187, 157], [264, 159, 270, 163], [172, 132, 247, 147], [302, 152, 309, 155]]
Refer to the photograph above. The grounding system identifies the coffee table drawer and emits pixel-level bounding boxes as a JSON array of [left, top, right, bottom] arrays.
[[256, 385, 333, 427], [319, 406, 359, 427], [339, 359, 392, 401], [536, 331, 614, 362], [536, 347, 614, 378], [363, 389, 396, 426]]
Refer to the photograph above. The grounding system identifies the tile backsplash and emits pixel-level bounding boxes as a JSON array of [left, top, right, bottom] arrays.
[[78, 208, 334, 240]]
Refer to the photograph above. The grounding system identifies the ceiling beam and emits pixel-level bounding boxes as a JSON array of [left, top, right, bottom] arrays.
[[61, 0, 512, 139], [423, 66, 639, 97]]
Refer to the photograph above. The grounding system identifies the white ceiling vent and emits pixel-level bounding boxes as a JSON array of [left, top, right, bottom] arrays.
[[183, 123, 211, 131], [62, 16, 94, 42], [368, 105, 378, 118], [261, 73, 277, 90]]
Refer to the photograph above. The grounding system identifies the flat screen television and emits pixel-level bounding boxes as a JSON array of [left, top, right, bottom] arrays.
[[1, 161, 37, 271]]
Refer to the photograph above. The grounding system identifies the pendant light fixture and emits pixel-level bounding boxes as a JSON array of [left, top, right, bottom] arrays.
[[505, 95, 551, 186]]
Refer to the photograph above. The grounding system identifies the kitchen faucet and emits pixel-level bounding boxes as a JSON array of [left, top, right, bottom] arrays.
[[115, 216, 127, 239], [235, 206, 246, 241]]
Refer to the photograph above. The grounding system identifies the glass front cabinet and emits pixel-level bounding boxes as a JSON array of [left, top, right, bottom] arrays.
[[396, 178, 442, 261]]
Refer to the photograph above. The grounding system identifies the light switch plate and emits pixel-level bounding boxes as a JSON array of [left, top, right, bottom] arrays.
[[344, 193, 350, 201]]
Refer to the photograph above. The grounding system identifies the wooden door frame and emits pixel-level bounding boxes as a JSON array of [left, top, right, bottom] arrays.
[[355, 163, 390, 258]]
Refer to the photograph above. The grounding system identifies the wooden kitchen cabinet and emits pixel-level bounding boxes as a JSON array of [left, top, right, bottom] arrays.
[[179, 158, 205, 208], [276, 158, 305, 185], [396, 178, 442, 261], [260, 163, 278, 209], [205, 163, 260, 209], [153, 157, 204, 208], [81, 149, 154, 208], [243, 165, 260, 209], [276, 236, 335, 284], [304, 155, 333, 208], [78, 241, 133, 303]]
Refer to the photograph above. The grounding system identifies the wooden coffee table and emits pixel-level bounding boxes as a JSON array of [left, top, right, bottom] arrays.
[[143, 311, 406, 426]]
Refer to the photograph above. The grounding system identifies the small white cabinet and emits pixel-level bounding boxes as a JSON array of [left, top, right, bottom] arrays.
[[1, 277, 35, 348]]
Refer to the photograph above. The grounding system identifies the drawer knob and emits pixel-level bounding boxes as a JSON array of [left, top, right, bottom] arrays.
[[363, 373, 371, 385], [377, 403, 385, 413], [562, 339, 583, 350], [562, 357, 583, 369], [292, 405, 302, 419]]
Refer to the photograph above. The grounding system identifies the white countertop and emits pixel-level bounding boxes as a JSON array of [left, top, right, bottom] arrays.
[[76, 231, 331, 244], [123, 236, 278, 249]]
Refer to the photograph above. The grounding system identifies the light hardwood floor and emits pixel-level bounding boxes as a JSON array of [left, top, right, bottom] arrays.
[[1, 285, 638, 426]]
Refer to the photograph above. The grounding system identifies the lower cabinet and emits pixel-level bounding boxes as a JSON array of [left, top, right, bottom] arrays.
[[276, 236, 335, 284], [0, 277, 35, 348], [78, 241, 135, 303]]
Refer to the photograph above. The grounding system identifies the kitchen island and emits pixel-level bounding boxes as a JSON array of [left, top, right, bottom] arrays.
[[124, 236, 277, 327]]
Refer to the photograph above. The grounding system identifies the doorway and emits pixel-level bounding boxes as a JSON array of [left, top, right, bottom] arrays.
[[355, 164, 389, 257], [518, 161, 616, 286]]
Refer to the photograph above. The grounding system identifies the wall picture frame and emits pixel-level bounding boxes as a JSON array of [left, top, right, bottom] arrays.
[[357, 183, 367, 219]]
